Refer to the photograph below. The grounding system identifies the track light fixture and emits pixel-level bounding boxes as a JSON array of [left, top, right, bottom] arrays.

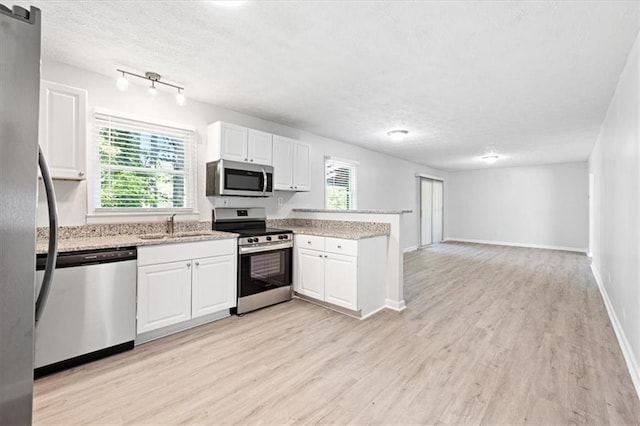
[[115, 69, 186, 106]]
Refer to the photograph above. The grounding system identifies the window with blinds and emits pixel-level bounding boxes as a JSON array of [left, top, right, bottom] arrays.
[[93, 112, 196, 212], [325, 157, 357, 210]]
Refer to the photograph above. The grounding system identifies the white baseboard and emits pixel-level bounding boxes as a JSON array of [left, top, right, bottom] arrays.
[[403, 245, 418, 253], [444, 238, 587, 253], [591, 264, 640, 400], [385, 298, 406, 312]]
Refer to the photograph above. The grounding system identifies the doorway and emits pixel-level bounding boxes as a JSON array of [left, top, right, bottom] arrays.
[[420, 177, 444, 247]]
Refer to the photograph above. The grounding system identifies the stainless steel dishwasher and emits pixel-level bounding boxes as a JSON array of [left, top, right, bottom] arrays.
[[35, 247, 137, 377]]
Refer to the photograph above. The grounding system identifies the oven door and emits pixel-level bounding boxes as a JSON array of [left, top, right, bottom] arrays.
[[238, 245, 292, 298]]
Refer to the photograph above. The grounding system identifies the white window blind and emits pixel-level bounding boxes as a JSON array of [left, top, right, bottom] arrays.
[[325, 157, 357, 210], [93, 112, 196, 212]]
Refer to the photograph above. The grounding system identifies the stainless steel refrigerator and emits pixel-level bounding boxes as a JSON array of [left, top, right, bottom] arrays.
[[0, 4, 58, 424]]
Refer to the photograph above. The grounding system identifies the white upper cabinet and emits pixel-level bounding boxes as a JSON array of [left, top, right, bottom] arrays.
[[293, 142, 311, 191], [272, 135, 295, 190], [39, 80, 87, 180], [219, 122, 248, 162], [272, 135, 311, 192], [247, 129, 273, 165], [208, 122, 272, 166]]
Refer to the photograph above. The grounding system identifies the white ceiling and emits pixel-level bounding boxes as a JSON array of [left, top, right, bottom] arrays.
[[19, 0, 640, 171]]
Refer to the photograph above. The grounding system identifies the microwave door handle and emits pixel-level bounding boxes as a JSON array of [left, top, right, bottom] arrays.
[[261, 168, 267, 195]]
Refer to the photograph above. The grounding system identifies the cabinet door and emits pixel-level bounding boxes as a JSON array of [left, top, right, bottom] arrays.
[[137, 261, 192, 334], [293, 142, 311, 191], [272, 135, 294, 190], [220, 122, 248, 162], [296, 248, 325, 300], [248, 129, 273, 166], [192, 254, 237, 318], [39, 81, 87, 180], [324, 253, 358, 311]]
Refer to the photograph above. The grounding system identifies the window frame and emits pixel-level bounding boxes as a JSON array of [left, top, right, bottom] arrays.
[[87, 108, 199, 220], [324, 156, 358, 211]]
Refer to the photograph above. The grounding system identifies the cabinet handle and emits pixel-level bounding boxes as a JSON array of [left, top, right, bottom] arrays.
[[250, 159, 254, 162], [187, 263, 191, 267], [195, 261, 199, 266], [337, 245, 342, 249], [294, 186, 298, 189], [244, 158, 248, 161], [318, 254, 323, 258], [290, 186, 294, 189], [307, 241, 311, 244], [78, 171, 85, 177], [324, 255, 328, 258]]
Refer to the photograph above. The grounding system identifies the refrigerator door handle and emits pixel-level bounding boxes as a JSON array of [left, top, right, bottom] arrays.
[[35, 146, 58, 327]]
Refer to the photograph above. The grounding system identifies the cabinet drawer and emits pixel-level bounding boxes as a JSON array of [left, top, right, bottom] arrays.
[[325, 237, 358, 256], [295, 234, 325, 251], [138, 239, 236, 266]]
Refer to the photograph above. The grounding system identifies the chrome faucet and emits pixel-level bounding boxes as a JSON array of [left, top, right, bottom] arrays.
[[167, 214, 177, 234]]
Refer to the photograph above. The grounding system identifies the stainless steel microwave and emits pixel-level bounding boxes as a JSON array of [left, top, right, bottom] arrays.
[[206, 159, 274, 197]]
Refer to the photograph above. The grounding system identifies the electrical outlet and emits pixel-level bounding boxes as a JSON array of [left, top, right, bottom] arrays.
[[277, 197, 283, 207]]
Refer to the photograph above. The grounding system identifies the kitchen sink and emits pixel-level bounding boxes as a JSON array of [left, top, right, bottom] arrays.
[[137, 231, 213, 240]]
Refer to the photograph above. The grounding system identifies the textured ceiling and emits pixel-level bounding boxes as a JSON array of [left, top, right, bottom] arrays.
[[17, 0, 640, 170]]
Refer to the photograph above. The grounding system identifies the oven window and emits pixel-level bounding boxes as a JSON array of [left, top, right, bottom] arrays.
[[225, 169, 263, 191], [240, 248, 291, 297]]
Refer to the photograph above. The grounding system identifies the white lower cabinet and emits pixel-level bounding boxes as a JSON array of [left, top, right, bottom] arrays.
[[137, 261, 192, 333], [297, 248, 326, 300], [191, 254, 236, 318], [136, 239, 237, 338], [324, 253, 358, 311], [294, 235, 386, 318]]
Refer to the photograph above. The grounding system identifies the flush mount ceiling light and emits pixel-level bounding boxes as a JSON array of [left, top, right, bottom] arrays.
[[481, 154, 500, 164], [115, 69, 186, 106], [387, 129, 409, 141]]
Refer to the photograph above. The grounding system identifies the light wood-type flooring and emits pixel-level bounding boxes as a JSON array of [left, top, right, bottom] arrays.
[[34, 242, 640, 424]]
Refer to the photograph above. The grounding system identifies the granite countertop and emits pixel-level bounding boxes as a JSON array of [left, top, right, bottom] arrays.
[[292, 209, 412, 214], [37, 231, 239, 254], [287, 226, 389, 240]]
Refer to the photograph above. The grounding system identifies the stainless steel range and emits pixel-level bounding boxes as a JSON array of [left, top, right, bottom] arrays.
[[213, 207, 293, 314]]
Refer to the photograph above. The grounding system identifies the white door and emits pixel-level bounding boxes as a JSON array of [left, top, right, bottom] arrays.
[[191, 254, 237, 318], [272, 135, 294, 190], [137, 261, 192, 334], [432, 180, 444, 244], [247, 129, 273, 166], [293, 142, 311, 191], [324, 253, 357, 311], [39, 80, 87, 180], [220, 122, 248, 162], [421, 179, 433, 246], [296, 248, 325, 300], [420, 178, 444, 246]]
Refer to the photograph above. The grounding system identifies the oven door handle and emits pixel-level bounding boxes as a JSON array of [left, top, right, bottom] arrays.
[[239, 241, 293, 254]]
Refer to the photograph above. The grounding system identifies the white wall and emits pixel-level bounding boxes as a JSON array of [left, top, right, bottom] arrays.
[[38, 61, 447, 249], [589, 34, 640, 392], [446, 162, 588, 251]]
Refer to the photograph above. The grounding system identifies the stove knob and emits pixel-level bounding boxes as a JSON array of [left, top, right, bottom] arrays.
[[266, 236, 272, 241], [282, 235, 289, 240], [248, 238, 255, 243], [278, 235, 284, 240]]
